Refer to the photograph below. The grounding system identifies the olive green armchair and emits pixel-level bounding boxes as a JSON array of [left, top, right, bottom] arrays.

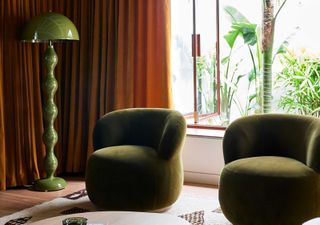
[[219, 114, 320, 225], [85, 108, 186, 211]]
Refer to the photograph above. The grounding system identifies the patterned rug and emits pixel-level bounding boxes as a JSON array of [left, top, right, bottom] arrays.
[[0, 189, 231, 225]]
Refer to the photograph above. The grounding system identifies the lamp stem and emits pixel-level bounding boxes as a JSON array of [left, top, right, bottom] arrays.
[[43, 43, 58, 179], [32, 43, 66, 191]]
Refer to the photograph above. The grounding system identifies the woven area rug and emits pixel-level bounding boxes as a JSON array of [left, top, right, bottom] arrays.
[[0, 189, 231, 225]]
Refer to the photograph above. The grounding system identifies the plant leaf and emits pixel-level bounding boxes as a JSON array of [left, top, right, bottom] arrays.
[[224, 23, 257, 48], [276, 40, 288, 55], [248, 69, 256, 82], [237, 23, 257, 46], [221, 56, 230, 65], [224, 29, 239, 48], [224, 6, 250, 23], [249, 94, 257, 103]]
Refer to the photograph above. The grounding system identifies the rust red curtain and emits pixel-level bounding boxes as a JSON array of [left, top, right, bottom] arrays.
[[114, 0, 172, 108], [0, 0, 172, 190]]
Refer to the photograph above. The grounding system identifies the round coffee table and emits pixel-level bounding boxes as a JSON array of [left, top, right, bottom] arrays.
[[28, 211, 190, 225], [303, 218, 320, 225]]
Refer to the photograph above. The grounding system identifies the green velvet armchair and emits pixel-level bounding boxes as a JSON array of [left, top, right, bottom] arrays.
[[219, 114, 320, 225], [85, 108, 186, 211]]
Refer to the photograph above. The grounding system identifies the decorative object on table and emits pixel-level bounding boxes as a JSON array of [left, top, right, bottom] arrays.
[[21, 12, 79, 191], [85, 108, 187, 211], [62, 217, 88, 225], [219, 114, 320, 225]]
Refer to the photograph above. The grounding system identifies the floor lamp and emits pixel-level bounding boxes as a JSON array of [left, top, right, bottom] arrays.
[[21, 12, 79, 191]]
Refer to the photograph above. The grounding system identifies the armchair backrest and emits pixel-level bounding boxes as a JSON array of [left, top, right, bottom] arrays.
[[223, 114, 320, 172], [93, 108, 187, 159]]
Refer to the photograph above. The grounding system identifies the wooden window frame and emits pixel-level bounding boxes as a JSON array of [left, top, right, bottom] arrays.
[[186, 0, 224, 130]]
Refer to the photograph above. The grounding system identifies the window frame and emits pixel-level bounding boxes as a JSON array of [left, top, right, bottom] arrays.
[[188, 0, 224, 130]]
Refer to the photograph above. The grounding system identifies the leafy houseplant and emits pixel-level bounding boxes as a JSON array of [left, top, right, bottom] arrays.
[[222, 1, 289, 123], [275, 49, 320, 117], [196, 54, 217, 115], [221, 6, 261, 125]]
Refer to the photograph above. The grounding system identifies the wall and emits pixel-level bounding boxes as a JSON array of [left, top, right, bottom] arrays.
[[182, 131, 225, 186]]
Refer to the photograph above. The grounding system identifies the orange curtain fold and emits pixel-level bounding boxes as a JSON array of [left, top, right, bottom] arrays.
[[0, 0, 172, 190], [114, 0, 172, 109], [0, 0, 5, 190]]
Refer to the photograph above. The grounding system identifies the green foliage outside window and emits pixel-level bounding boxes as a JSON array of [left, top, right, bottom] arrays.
[[275, 49, 320, 117], [196, 54, 217, 114], [220, 6, 262, 125]]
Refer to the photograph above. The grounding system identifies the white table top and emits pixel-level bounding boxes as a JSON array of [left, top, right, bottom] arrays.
[[29, 211, 191, 225], [303, 218, 320, 225]]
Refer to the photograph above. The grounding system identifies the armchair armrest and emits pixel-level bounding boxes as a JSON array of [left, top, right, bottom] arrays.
[[158, 112, 186, 159], [306, 123, 320, 173], [223, 119, 256, 164]]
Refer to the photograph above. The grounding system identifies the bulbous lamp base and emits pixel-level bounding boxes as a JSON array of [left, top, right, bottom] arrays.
[[32, 177, 67, 191]]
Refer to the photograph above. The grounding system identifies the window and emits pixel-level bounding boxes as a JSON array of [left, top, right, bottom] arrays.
[[171, 0, 220, 128], [171, 0, 320, 129]]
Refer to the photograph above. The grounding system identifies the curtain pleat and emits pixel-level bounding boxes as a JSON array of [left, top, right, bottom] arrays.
[[0, 0, 172, 190], [0, 0, 6, 190], [114, 0, 172, 109], [1, 0, 45, 188]]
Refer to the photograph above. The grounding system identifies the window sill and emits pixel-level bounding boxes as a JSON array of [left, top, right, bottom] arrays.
[[186, 127, 225, 138]]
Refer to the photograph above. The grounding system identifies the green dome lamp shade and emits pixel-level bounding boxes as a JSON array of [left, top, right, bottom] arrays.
[[21, 12, 79, 191], [21, 12, 79, 42]]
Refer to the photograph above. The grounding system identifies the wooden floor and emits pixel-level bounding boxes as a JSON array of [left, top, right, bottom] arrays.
[[0, 177, 86, 217], [0, 177, 218, 218]]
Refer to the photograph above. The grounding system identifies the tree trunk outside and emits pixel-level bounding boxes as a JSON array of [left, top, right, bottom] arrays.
[[262, 0, 274, 113]]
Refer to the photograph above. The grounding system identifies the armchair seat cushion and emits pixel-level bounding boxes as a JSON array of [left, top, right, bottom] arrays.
[[91, 145, 159, 166], [86, 145, 182, 211], [219, 156, 320, 225], [224, 156, 317, 177]]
